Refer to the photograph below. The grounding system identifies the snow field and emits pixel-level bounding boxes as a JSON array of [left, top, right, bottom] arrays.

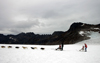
[[0, 44, 100, 63]]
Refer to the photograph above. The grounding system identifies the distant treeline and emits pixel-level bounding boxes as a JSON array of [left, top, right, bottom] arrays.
[[0, 31, 64, 45]]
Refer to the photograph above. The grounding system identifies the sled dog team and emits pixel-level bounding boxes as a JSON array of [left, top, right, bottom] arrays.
[[1, 43, 87, 52]]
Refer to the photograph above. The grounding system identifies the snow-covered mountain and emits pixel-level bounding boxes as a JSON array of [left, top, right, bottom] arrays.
[[55, 22, 100, 44]]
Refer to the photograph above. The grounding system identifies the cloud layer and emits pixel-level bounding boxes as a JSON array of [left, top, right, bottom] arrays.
[[0, 0, 100, 34]]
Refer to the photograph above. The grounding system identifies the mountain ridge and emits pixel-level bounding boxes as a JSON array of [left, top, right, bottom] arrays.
[[0, 22, 100, 45]]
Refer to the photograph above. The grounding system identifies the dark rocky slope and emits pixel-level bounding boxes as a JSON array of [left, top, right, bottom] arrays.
[[0, 22, 100, 45]]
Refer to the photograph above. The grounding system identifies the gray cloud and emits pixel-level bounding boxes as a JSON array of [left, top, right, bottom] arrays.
[[14, 19, 40, 28], [0, 0, 100, 34], [1, 19, 40, 34]]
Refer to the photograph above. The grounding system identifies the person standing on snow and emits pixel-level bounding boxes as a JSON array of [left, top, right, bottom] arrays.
[[61, 42, 64, 51], [84, 43, 87, 52]]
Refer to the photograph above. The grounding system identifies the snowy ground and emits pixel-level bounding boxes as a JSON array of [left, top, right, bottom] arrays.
[[0, 44, 100, 63], [0, 32, 100, 63]]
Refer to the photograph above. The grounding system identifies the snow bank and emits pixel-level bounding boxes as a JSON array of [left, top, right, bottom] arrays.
[[77, 31, 100, 45]]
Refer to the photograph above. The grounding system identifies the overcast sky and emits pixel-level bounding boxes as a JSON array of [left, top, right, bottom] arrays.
[[0, 0, 100, 35]]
